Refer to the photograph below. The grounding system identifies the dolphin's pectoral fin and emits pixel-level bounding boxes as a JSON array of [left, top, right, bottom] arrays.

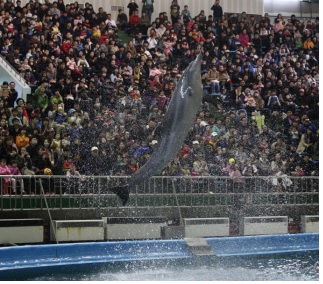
[[182, 86, 193, 98], [109, 185, 130, 206]]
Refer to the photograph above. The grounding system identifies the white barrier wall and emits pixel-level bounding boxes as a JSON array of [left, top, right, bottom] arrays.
[[301, 215, 319, 233], [103, 217, 167, 240], [0, 219, 44, 244], [184, 218, 230, 238], [243, 216, 289, 236], [50, 220, 105, 242]]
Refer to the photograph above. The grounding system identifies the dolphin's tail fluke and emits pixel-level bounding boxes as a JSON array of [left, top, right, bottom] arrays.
[[109, 185, 130, 205]]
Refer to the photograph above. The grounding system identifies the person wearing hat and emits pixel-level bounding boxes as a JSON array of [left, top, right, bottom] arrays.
[[299, 118, 317, 135], [208, 132, 218, 150], [81, 146, 106, 178], [191, 140, 206, 159]]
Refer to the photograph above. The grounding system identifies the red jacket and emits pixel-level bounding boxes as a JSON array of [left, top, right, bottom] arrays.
[[99, 34, 109, 44], [178, 145, 192, 158], [129, 15, 140, 26], [61, 41, 73, 54], [239, 33, 249, 47]]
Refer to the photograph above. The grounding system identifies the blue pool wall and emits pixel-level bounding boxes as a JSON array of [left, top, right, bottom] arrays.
[[0, 233, 318, 271], [207, 233, 319, 256]]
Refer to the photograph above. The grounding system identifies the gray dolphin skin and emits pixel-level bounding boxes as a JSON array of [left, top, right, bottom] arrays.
[[110, 52, 203, 204]]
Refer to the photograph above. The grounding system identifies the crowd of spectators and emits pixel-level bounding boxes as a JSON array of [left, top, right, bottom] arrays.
[[0, 0, 319, 195]]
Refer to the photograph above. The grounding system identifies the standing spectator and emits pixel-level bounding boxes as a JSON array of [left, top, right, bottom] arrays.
[[170, 0, 180, 25], [127, 0, 139, 17], [211, 0, 223, 23], [142, 0, 154, 24], [7, 82, 18, 109], [181, 5, 191, 25]]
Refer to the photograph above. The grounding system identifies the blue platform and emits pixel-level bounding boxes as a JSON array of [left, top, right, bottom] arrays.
[[0, 233, 318, 280]]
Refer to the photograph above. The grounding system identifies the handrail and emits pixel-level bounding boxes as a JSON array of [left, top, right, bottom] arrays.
[[0, 54, 29, 87], [0, 175, 319, 211], [38, 178, 58, 244]]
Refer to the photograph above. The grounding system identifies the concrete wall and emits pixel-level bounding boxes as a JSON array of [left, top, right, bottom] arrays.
[[19, 0, 265, 19], [18, 0, 319, 20], [264, 0, 319, 19]]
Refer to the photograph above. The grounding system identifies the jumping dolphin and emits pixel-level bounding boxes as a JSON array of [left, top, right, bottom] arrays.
[[110, 52, 203, 205]]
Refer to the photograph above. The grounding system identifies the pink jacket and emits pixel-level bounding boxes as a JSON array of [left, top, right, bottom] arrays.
[[8, 165, 22, 176], [223, 164, 234, 176], [0, 165, 11, 183]]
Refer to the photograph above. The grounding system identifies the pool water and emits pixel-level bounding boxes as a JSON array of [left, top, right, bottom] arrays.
[[24, 252, 319, 281]]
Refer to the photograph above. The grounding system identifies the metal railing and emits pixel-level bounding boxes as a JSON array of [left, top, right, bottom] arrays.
[[0, 175, 319, 211], [0, 55, 30, 87]]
